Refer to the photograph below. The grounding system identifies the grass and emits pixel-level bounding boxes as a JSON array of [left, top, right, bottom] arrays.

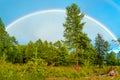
[[0, 60, 120, 80]]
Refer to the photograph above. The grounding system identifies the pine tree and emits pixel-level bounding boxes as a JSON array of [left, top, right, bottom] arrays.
[[63, 3, 90, 66]]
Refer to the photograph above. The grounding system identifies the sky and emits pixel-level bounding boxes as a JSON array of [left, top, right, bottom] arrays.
[[0, 0, 120, 38]]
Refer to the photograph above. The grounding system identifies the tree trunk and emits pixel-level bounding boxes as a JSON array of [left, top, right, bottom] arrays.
[[76, 46, 78, 66]]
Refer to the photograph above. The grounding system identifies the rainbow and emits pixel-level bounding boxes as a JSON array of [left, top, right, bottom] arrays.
[[6, 9, 117, 41]]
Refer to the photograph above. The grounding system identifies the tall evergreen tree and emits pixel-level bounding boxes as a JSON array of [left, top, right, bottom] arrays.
[[95, 34, 109, 67], [95, 34, 104, 67], [63, 3, 90, 66], [104, 41, 110, 65]]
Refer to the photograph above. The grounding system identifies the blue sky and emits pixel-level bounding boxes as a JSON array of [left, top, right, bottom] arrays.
[[0, 0, 120, 38]]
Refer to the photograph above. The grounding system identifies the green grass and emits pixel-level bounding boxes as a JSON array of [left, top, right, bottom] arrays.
[[0, 60, 120, 80]]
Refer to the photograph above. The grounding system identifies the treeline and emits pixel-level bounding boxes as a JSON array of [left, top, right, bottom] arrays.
[[0, 3, 120, 68]]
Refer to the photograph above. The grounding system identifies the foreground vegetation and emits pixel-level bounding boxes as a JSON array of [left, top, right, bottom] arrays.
[[0, 3, 120, 80], [0, 58, 120, 80]]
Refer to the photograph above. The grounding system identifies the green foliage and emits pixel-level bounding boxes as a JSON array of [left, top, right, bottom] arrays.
[[63, 3, 90, 49], [0, 17, 17, 60], [0, 59, 46, 80], [95, 34, 110, 67], [63, 3, 92, 66], [106, 51, 117, 66], [117, 51, 120, 65], [65, 51, 76, 66]]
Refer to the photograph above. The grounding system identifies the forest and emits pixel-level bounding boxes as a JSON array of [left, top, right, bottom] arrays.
[[0, 3, 120, 80]]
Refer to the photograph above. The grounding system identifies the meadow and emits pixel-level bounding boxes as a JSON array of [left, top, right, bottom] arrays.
[[0, 57, 120, 80]]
